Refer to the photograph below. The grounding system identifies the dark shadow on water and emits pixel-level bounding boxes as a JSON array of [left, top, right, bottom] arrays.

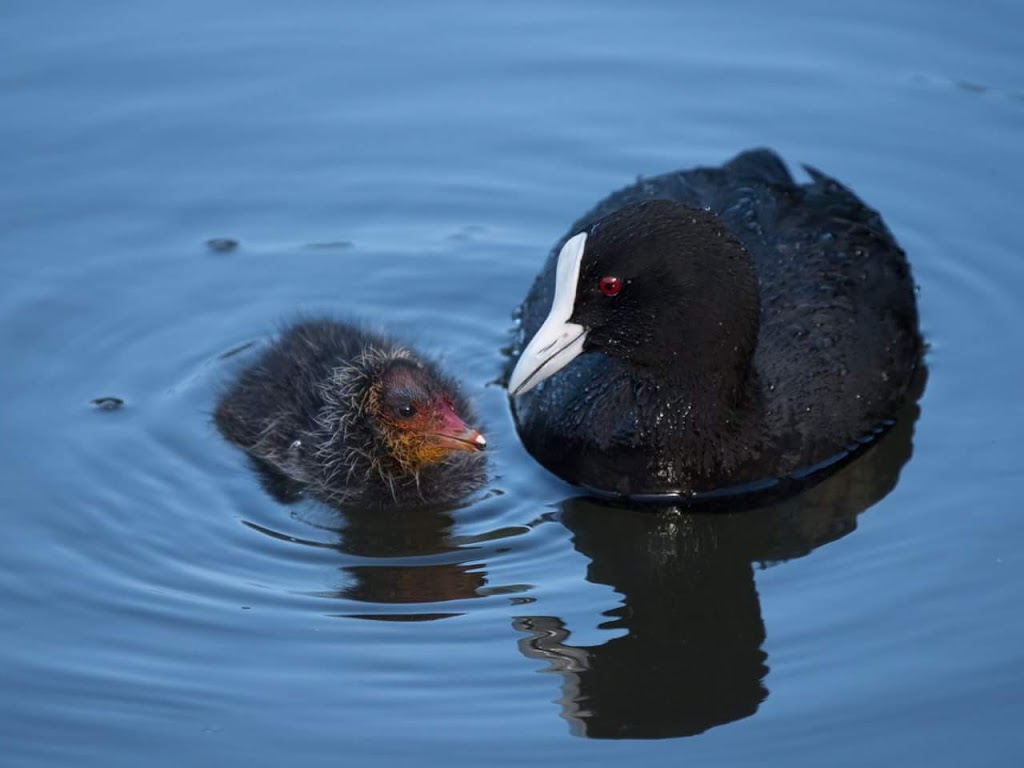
[[514, 370, 925, 739]]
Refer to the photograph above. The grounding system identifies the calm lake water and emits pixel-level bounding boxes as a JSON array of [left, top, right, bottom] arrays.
[[2, 1, 1023, 765]]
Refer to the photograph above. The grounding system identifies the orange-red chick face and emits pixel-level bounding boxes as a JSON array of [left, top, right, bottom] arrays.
[[368, 360, 485, 471]]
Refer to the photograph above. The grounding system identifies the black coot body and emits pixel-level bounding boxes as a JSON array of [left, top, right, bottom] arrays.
[[507, 149, 921, 499], [216, 320, 487, 509]]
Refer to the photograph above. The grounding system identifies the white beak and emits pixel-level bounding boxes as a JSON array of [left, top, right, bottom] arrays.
[[508, 232, 588, 396]]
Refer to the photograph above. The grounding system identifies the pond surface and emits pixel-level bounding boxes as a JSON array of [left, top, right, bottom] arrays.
[[2, 1, 1023, 765]]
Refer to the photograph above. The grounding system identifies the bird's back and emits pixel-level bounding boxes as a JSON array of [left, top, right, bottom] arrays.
[[684, 150, 920, 461], [215, 321, 381, 463]]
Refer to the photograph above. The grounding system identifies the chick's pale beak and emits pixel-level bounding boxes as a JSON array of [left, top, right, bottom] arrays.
[[436, 427, 487, 453], [431, 400, 487, 453]]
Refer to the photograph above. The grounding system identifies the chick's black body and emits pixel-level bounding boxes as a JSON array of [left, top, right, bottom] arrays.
[[510, 149, 921, 498], [216, 320, 486, 508]]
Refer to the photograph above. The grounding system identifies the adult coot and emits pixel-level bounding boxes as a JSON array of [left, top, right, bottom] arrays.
[[507, 149, 921, 499], [217, 319, 486, 508]]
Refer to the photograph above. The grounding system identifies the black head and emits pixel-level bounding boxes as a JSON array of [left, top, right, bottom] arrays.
[[508, 200, 760, 396]]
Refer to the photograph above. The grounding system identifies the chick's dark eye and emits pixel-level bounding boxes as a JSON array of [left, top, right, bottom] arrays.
[[397, 404, 417, 419], [598, 276, 622, 297]]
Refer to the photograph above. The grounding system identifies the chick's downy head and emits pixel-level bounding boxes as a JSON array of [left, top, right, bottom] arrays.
[[368, 359, 485, 470]]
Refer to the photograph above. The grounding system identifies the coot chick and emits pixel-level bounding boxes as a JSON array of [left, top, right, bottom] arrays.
[[507, 149, 921, 499], [216, 320, 487, 508]]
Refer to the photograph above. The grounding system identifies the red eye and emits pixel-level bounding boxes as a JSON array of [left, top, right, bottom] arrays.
[[598, 276, 622, 297]]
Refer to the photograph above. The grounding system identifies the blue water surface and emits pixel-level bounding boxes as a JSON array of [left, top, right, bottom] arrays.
[[2, 1, 1023, 765]]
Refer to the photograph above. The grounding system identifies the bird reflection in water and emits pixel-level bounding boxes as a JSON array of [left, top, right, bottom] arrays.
[[515, 377, 922, 739], [243, 372, 922, 738]]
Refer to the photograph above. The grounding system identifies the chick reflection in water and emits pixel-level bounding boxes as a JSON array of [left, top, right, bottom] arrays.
[[515, 385, 921, 739], [246, 460, 493, 621]]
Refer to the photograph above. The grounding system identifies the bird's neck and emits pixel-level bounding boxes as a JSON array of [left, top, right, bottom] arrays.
[[628, 363, 764, 492], [632, 350, 758, 417]]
